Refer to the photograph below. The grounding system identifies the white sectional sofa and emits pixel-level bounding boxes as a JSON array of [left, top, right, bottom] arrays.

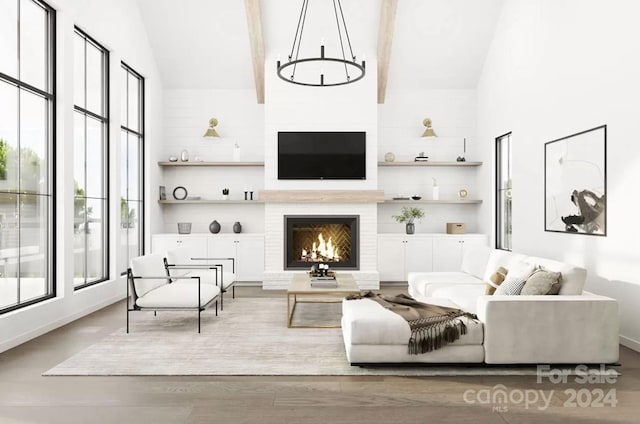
[[342, 245, 620, 365]]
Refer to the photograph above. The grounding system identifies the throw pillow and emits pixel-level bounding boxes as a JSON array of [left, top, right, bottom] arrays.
[[494, 276, 527, 295], [485, 266, 508, 295], [521, 269, 563, 295]]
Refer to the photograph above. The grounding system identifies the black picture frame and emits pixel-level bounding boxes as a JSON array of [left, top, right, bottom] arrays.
[[544, 125, 607, 236]]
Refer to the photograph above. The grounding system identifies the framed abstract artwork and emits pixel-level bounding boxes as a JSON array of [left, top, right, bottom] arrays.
[[544, 125, 607, 236]]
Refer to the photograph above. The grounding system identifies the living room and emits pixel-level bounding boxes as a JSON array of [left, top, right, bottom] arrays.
[[1, 0, 639, 422]]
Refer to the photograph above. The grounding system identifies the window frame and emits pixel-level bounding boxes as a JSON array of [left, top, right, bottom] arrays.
[[0, 0, 56, 314], [120, 62, 145, 274], [73, 27, 110, 290], [495, 132, 512, 251]]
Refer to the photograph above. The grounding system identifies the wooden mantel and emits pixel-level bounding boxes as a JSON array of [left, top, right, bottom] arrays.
[[258, 190, 384, 203]]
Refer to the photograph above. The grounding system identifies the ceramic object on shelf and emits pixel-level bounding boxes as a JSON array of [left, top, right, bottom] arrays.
[[180, 149, 189, 162], [168, 156, 178, 162], [232, 143, 241, 162], [411, 195, 422, 200], [405, 223, 415, 234], [209, 220, 221, 234], [432, 178, 439, 200], [233, 221, 242, 233], [458, 188, 469, 199], [384, 152, 395, 162]]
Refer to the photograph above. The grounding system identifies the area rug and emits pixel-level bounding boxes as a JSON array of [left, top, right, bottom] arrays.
[[44, 298, 617, 376]]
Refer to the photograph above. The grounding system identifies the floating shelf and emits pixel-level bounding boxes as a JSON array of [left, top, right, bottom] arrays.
[[158, 161, 264, 167], [158, 200, 263, 204], [383, 199, 483, 204], [378, 161, 482, 167]]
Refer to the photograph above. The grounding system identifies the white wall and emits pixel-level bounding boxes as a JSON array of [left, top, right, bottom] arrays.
[[0, 0, 163, 353], [477, 0, 640, 350], [378, 89, 481, 233], [156, 89, 265, 234]]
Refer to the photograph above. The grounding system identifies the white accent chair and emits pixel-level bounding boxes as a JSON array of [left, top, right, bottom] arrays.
[[165, 247, 237, 310], [127, 253, 220, 333]]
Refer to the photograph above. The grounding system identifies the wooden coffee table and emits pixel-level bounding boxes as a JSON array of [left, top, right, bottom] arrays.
[[287, 273, 360, 328]]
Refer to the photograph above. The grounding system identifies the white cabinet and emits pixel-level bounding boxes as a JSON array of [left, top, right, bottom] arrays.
[[151, 235, 207, 258], [432, 235, 488, 272], [378, 234, 487, 281], [152, 234, 264, 282], [377, 235, 433, 282], [207, 235, 264, 282]]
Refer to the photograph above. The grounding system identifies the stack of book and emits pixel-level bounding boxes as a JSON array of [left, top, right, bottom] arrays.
[[310, 276, 338, 288]]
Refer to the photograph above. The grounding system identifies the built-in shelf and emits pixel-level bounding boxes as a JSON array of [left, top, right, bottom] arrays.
[[378, 161, 482, 167], [383, 199, 483, 204], [158, 200, 263, 204], [158, 161, 265, 167]]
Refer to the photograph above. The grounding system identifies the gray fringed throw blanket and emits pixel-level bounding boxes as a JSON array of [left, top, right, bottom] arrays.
[[346, 291, 478, 355]]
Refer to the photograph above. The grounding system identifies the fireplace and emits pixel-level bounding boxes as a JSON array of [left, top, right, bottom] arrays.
[[284, 215, 359, 270]]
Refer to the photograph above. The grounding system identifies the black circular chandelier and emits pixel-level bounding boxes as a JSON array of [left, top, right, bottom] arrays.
[[276, 0, 366, 87]]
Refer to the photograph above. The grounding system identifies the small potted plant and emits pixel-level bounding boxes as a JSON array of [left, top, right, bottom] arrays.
[[393, 206, 425, 234], [222, 188, 229, 200]]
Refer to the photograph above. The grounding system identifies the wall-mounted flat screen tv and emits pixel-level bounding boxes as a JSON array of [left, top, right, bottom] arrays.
[[278, 131, 366, 180]]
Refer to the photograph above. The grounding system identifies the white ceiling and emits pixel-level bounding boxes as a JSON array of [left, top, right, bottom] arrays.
[[136, 0, 504, 91]]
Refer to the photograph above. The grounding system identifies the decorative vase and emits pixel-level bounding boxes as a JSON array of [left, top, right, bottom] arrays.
[[406, 222, 415, 234], [180, 149, 189, 162], [209, 220, 221, 234], [222, 194, 229, 200], [233, 221, 242, 234], [232, 143, 241, 162], [432, 178, 439, 200]]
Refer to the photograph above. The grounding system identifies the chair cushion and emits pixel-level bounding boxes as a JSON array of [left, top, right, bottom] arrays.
[[130, 254, 169, 297], [177, 270, 236, 289], [136, 281, 220, 309]]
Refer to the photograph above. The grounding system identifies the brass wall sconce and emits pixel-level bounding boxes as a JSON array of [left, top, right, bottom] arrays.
[[422, 118, 437, 138], [203, 118, 220, 138]]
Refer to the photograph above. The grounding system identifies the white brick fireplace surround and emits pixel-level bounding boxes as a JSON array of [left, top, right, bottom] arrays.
[[263, 202, 379, 290]]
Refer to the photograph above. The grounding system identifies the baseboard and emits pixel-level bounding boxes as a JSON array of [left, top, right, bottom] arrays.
[[0, 294, 124, 354], [620, 335, 640, 352]]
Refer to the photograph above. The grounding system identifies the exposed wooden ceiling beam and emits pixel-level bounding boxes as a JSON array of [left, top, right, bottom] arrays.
[[245, 0, 265, 104], [377, 0, 398, 104]]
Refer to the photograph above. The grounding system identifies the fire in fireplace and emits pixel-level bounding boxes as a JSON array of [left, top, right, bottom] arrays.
[[284, 215, 359, 270]]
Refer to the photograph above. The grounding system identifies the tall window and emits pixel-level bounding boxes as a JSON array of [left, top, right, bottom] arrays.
[[496, 132, 512, 251], [0, 0, 55, 313], [120, 63, 144, 272], [73, 28, 108, 289]]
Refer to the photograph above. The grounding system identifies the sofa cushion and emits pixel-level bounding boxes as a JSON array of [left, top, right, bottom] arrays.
[[342, 298, 483, 346], [521, 269, 562, 295], [460, 244, 492, 279], [424, 284, 486, 315], [482, 250, 529, 282], [485, 266, 508, 295], [408, 272, 482, 298], [494, 276, 527, 295]]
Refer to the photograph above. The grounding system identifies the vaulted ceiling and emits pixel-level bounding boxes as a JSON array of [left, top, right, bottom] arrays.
[[136, 0, 504, 100]]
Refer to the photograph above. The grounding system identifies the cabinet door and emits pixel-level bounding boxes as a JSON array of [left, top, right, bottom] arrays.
[[177, 236, 208, 261], [236, 236, 264, 281], [377, 236, 406, 282], [432, 237, 464, 271], [206, 237, 238, 270], [405, 237, 433, 274], [151, 235, 181, 257]]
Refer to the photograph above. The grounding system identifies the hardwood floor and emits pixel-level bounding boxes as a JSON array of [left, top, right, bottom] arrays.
[[1, 285, 639, 424]]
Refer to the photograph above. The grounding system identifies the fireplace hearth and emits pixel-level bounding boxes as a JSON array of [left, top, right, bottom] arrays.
[[284, 215, 359, 270]]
